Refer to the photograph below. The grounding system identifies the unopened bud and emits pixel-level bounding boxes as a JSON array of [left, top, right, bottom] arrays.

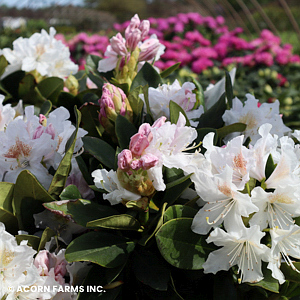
[[98, 83, 133, 138], [118, 149, 132, 171], [129, 133, 149, 156], [64, 75, 79, 96], [111, 33, 127, 56], [139, 38, 160, 62]]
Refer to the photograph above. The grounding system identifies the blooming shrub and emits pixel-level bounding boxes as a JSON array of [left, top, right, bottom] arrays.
[[1, 13, 300, 300]]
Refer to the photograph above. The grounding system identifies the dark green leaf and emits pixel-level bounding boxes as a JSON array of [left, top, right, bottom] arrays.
[[80, 102, 103, 138], [165, 173, 192, 190], [87, 214, 141, 231], [0, 182, 18, 234], [192, 78, 205, 108], [86, 55, 102, 71], [48, 107, 81, 199], [265, 154, 276, 180], [39, 100, 52, 116], [160, 62, 181, 78], [38, 227, 56, 251], [0, 55, 8, 78], [156, 218, 214, 269], [65, 231, 135, 268], [1, 70, 25, 99], [57, 92, 82, 121], [131, 62, 162, 90], [60, 185, 82, 200], [37, 77, 64, 103], [75, 155, 94, 185], [16, 234, 41, 250], [74, 70, 88, 92], [18, 74, 45, 104], [163, 205, 197, 223], [216, 123, 247, 140], [13, 170, 56, 232], [128, 86, 144, 122], [82, 136, 116, 170], [77, 264, 123, 300], [132, 249, 170, 291], [169, 100, 191, 126], [197, 93, 226, 129], [86, 68, 105, 89], [115, 114, 137, 149], [225, 71, 234, 108], [281, 262, 300, 283], [44, 199, 118, 227]]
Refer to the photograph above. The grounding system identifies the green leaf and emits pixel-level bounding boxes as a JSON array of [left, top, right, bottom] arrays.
[[160, 62, 180, 78], [48, 107, 81, 199], [80, 102, 103, 138], [115, 114, 137, 149], [38, 227, 56, 251], [197, 93, 226, 129], [57, 92, 82, 121], [37, 77, 64, 103], [131, 62, 162, 90], [265, 154, 276, 180], [216, 123, 247, 140], [39, 100, 52, 116], [128, 86, 144, 121], [82, 136, 116, 170], [13, 170, 56, 232], [60, 185, 82, 200], [169, 100, 191, 126], [1, 70, 25, 99], [16, 234, 41, 250], [156, 218, 215, 270], [86, 55, 102, 71], [141, 84, 154, 121], [77, 264, 123, 300], [65, 231, 135, 268], [132, 249, 170, 291], [87, 214, 141, 231], [192, 78, 205, 108], [0, 182, 18, 234], [163, 205, 197, 223], [75, 155, 94, 185], [43, 199, 118, 227], [281, 262, 300, 283], [165, 173, 193, 190], [225, 71, 234, 108], [18, 74, 45, 105], [74, 70, 88, 92], [86, 68, 105, 89], [0, 55, 8, 78]]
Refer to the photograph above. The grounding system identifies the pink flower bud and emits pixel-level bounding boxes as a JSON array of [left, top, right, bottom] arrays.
[[130, 159, 143, 170], [139, 20, 150, 40], [152, 116, 167, 128], [139, 38, 160, 62], [34, 250, 52, 276], [129, 133, 149, 156], [125, 14, 141, 40], [39, 114, 47, 126], [111, 33, 127, 56], [126, 28, 142, 52], [118, 149, 132, 171], [138, 123, 152, 137], [140, 153, 158, 170]]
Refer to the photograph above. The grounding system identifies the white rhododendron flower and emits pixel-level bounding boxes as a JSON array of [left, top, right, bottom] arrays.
[[139, 79, 203, 126], [203, 225, 271, 283], [0, 95, 21, 131], [0, 105, 87, 189], [0, 222, 55, 300], [222, 94, 291, 144], [202, 133, 254, 190], [268, 225, 300, 284], [1, 27, 78, 79], [191, 165, 258, 234]]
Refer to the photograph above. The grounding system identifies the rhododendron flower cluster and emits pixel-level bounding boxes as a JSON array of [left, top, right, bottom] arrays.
[[1, 27, 78, 80], [0, 105, 87, 189]]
